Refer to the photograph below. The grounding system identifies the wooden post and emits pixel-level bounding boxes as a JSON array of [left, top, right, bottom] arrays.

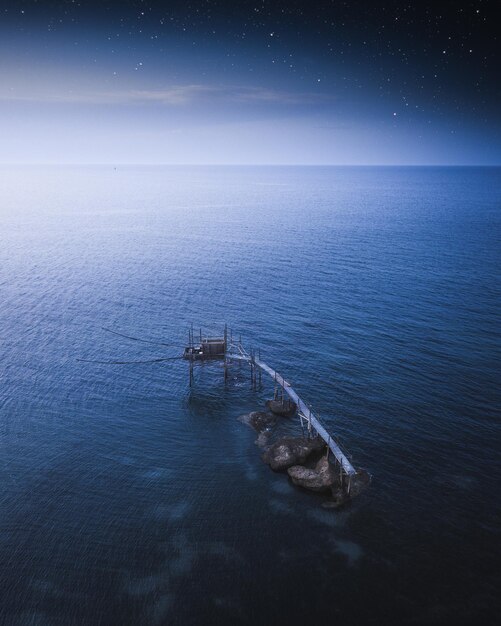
[[258, 349, 262, 387], [223, 324, 228, 383], [253, 351, 256, 390], [251, 350, 256, 390]]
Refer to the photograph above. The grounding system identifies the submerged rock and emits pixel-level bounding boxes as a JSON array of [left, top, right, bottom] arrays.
[[347, 468, 372, 498], [320, 469, 371, 509], [255, 431, 272, 449], [322, 487, 349, 509], [321, 500, 342, 510], [265, 399, 297, 417], [262, 436, 325, 471], [238, 411, 277, 432], [288, 455, 338, 492]]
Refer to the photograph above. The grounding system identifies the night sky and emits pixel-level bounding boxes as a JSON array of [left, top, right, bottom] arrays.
[[1, 0, 499, 164]]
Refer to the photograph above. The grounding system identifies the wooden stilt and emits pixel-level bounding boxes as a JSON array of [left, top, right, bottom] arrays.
[[258, 349, 262, 387], [250, 350, 254, 388]]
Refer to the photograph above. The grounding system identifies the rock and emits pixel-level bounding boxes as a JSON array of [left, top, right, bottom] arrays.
[[347, 468, 372, 498], [265, 399, 297, 417], [330, 487, 349, 508], [262, 436, 325, 471], [255, 431, 272, 449], [238, 411, 276, 432], [321, 469, 371, 508], [287, 455, 338, 492]]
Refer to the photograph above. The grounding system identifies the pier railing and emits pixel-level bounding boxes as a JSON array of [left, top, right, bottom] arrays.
[[227, 341, 356, 478]]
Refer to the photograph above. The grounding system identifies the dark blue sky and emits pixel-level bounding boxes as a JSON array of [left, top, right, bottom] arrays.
[[1, 1, 499, 164]]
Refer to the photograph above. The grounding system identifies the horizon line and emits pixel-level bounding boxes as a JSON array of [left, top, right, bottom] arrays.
[[1, 162, 500, 168]]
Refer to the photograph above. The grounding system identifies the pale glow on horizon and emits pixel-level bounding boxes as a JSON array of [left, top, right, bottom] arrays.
[[0, 38, 499, 166]]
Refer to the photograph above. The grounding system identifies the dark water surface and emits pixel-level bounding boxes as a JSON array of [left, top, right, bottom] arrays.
[[0, 166, 500, 625]]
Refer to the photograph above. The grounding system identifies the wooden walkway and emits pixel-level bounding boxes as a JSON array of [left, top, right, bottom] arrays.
[[228, 345, 356, 478]]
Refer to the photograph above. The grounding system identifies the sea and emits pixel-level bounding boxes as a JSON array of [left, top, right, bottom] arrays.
[[0, 165, 499, 625]]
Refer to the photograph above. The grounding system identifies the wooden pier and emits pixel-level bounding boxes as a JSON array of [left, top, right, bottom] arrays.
[[184, 326, 357, 482], [81, 323, 359, 490]]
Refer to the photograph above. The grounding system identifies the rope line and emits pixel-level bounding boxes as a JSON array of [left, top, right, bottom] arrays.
[[77, 356, 183, 364], [101, 326, 178, 347]]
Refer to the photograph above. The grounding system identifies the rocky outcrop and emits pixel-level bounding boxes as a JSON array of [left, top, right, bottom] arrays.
[[321, 469, 371, 508], [238, 411, 276, 432], [287, 455, 338, 492], [265, 399, 297, 417], [262, 436, 325, 471]]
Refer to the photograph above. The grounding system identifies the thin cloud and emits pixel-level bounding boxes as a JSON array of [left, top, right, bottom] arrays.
[[0, 85, 211, 105], [231, 87, 326, 105], [0, 84, 328, 107]]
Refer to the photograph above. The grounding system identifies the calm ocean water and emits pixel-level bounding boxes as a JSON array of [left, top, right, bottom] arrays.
[[0, 165, 499, 625]]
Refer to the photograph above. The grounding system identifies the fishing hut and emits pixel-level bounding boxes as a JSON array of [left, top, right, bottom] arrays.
[[183, 325, 229, 385]]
